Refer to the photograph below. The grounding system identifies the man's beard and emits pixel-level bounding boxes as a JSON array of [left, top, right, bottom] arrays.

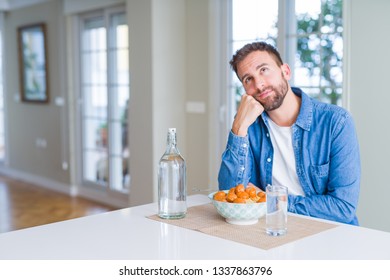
[[256, 76, 289, 111]]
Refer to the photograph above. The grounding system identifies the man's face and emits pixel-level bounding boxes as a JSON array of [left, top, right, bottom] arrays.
[[237, 51, 290, 111]]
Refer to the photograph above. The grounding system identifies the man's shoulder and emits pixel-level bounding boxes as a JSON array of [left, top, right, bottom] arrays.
[[311, 97, 350, 119], [295, 88, 353, 131], [293, 87, 350, 118], [308, 98, 355, 135]]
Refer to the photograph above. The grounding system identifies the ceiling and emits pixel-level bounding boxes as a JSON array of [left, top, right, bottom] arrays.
[[0, 0, 52, 11]]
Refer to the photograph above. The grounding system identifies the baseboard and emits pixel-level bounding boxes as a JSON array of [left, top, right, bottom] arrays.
[[76, 187, 129, 209], [0, 166, 129, 209], [0, 166, 74, 196]]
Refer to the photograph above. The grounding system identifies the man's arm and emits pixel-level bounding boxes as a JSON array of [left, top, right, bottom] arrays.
[[218, 94, 263, 190], [288, 115, 361, 224], [218, 131, 252, 190]]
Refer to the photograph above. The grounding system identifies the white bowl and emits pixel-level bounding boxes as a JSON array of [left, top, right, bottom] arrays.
[[208, 191, 266, 225]]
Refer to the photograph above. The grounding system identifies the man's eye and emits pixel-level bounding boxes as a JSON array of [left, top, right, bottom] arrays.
[[244, 77, 252, 84], [260, 67, 269, 73]]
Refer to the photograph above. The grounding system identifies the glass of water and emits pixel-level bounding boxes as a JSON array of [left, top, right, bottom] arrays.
[[266, 185, 288, 236]]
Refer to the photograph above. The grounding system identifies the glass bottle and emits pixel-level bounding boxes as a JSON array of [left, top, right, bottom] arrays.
[[158, 128, 187, 219]]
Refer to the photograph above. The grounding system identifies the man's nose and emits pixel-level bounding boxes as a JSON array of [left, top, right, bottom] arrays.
[[255, 77, 265, 90]]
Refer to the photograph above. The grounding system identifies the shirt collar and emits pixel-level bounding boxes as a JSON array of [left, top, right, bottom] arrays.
[[292, 87, 312, 131], [260, 87, 313, 131]]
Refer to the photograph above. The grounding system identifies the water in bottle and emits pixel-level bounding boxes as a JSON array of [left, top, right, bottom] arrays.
[[158, 128, 187, 219]]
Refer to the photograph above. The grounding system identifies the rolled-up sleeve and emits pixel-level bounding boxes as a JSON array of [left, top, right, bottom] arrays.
[[218, 131, 252, 190]]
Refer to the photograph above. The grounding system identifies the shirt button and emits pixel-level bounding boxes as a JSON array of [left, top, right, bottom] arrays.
[[267, 158, 271, 163], [242, 143, 247, 148], [240, 166, 245, 171], [266, 133, 269, 137]]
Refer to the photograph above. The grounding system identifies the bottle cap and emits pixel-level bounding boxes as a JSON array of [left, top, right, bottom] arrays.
[[168, 128, 176, 133]]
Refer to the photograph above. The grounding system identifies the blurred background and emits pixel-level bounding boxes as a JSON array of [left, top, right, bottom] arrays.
[[0, 0, 388, 232]]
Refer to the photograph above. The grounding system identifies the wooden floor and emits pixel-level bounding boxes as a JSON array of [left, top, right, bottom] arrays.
[[0, 175, 118, 233]]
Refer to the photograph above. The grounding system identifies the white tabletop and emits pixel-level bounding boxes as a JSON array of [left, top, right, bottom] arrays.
[[0, 194, 389, 260]]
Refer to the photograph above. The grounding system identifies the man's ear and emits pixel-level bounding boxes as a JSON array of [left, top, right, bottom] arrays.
[[281, 63, 291, 80]]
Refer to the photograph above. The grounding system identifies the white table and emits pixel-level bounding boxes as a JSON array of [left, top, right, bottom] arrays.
[[0, 195, 390, 260]]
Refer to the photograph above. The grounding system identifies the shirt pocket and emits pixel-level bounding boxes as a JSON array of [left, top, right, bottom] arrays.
[[310, 162, 329, 194]]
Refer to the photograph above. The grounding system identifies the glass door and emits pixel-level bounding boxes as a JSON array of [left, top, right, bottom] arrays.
[[80, 8, 129, 194]]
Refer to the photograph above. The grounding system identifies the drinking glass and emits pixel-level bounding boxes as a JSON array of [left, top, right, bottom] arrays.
[[266, 185, 288, 236]]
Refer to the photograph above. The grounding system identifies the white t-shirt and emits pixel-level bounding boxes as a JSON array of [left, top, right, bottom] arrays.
[[267, 119, 305, 196]]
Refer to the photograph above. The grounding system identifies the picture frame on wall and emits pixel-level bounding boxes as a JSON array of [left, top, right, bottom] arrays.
[[17, 22, 49, 103]]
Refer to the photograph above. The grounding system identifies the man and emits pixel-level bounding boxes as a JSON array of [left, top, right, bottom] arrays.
[[218, 42, 360, 225]]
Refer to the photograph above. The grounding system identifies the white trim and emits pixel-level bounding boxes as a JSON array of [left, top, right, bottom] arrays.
[[0, 166, 76, 196], [208, 0, 221, 189], [76, 185, 129, 208], [0, 166, 128, 208], [57, 3, 70, 175], [278, 0, 296, 82], [208, 0, 230, 189], [0, 11, 8, 166], [276, 0, 286, 58], [342, 0, 351, 111], [225, 0, 234, 134], [69, 14, 82, 188]]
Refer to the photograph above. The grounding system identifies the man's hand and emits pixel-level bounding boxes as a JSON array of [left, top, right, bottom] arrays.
[[232, 94, 264, 136]]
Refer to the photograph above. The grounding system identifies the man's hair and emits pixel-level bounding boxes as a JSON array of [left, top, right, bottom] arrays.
[[230, 41, 284, 79]]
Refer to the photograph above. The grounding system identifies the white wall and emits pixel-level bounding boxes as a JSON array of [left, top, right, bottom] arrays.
[[185, 0, 211, 193], [2, 0, 70, 185], [127, 0, 187, 206], [349, 0, 390, 232], [127, 0, 154, 206], [152, 0, 187, 202]]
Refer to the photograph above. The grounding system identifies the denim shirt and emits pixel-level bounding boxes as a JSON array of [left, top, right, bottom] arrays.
[[218, 88, 361, 225]]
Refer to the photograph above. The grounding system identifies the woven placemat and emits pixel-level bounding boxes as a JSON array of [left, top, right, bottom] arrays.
[[147, 203, 338, 250]]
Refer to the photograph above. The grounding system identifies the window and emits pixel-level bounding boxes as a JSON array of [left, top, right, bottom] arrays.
[[79, 7, 129, 193], [230, 0, 278, 120], [229, 0, 343, 125], [289, 0, 343, 105]]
